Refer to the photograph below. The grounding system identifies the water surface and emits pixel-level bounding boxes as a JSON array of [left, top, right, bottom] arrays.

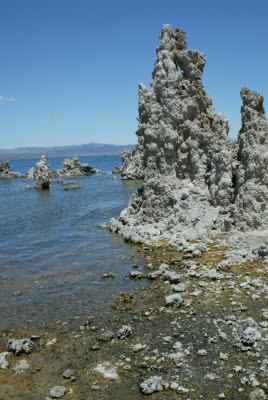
[[0, 155, 143, 331]]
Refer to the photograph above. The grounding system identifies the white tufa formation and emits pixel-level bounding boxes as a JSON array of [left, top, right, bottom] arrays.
[[0, 157, 21, 179], [111, 25, 268, 243], [33, 155, 50, 190], [233, 87, 268, 230]]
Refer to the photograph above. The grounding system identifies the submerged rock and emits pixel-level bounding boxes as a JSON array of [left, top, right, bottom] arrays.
[[0, 157, 21, 179], [63, 185, 81, 190], [111, 25, 268, 243]]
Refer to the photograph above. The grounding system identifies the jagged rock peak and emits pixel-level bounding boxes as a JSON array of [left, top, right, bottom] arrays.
[[111, 25, 234, 242], [111, 26, 268, 243]]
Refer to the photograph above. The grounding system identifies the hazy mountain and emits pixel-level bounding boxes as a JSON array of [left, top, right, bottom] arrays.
[[0, 143, 135, 160]]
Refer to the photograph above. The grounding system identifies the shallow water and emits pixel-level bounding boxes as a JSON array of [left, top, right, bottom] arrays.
[[0, 155, 144, 331]]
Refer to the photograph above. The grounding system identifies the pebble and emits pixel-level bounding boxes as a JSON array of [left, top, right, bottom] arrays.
[[50, 386, 66, 398], [63, 369, 75, 379], [46, 338, 57, 346], [198, 349, 207, 356]]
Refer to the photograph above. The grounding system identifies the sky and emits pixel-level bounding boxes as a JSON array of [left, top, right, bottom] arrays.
[[0, 0, 268, 148]]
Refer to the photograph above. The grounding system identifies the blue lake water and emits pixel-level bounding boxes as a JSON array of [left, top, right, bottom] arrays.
[[0, 155, 144, 331]]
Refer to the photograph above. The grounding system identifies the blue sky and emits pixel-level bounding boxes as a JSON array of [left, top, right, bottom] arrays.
[[1, 0, 268, 148]]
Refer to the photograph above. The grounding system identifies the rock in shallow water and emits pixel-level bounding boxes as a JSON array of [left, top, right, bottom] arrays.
[[33, 155, 50, 190], [0, 157, 21, 179], [7, 338, 34, 355], [51, 156, 97, 178]]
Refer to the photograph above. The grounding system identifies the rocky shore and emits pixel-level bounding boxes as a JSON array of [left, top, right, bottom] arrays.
[[0, 24, 267, 400], [0, 239, 267, 399]]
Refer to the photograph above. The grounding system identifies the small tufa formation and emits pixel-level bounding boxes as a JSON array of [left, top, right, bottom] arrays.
[[0, 157, 21, 179], [33, 155, 50, 190], [51, 156, 97, 178], [7, 338, 34, 355], [111, 25, 268, 243]]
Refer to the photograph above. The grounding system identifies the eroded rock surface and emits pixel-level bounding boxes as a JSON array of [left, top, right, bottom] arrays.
[[233, 87, 268, 230], [7, 338, 34, 355], [0, 158, 21, 179], [111, 25, 268, 243], [33, 155, 50, 190], [51, 156, 97, 178]]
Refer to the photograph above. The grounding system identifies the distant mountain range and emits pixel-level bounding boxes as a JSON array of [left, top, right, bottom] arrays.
[[0, 143, 135, 160]]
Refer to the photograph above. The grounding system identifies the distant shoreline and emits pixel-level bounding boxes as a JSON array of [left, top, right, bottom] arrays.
[[1, 152, 125, 160], [0, 142, 135, 160]]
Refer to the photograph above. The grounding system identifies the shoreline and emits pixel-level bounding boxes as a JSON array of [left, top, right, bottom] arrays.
[[0, 238, 267, 399]]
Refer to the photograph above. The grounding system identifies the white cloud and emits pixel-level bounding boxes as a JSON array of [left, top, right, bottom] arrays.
[[0, 95, 16, 102], [45, 114, 61, 121]]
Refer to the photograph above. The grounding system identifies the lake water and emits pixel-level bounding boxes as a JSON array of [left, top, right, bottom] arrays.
[[0, 155, 144, 332]]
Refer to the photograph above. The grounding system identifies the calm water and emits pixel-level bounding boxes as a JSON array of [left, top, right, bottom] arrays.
[[0, 155, 144, 331]]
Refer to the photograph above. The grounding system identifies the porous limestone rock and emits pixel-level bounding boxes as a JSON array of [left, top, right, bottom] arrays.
[[51, 156, 97, 178], [140, 375, 164, 394], [117, 325, 132, 339], [111, 25, 268, 243], [24, 166, 35, 180], [33, 155, 50, 190], [111, 25, 233, 242], [233, 87, 268, 230], [8, 338, 34, 355], [0, 352, 10, 369], [121, 147, 144, 180], [0, 157, 21, 179]]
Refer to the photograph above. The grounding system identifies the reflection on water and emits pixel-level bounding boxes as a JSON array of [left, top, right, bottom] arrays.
[[0, 155, 144, 331]]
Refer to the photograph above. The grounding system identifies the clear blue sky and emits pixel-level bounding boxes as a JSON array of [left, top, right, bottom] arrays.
[[1, 0, 268, 148]]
